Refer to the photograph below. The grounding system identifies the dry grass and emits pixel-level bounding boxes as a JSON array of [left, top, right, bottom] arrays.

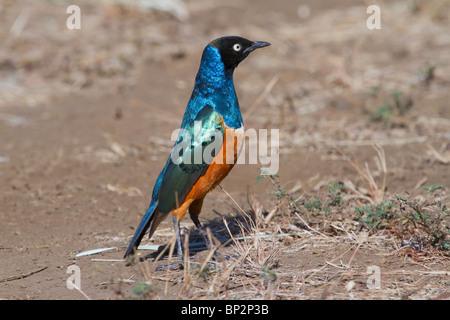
[[120, 175, 448, 299], [336, 144, 387, 205]]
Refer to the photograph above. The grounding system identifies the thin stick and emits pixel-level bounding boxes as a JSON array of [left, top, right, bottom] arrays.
[[0, 266, 48, 283], [295, 212, 328, 239], [264, 196, 288, 224], [218, 184, 249, 218]]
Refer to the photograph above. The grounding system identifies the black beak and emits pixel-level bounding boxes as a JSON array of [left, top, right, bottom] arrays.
[[244, 41, 271, 54]]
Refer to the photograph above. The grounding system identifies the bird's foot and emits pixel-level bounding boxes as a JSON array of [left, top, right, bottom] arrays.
[[155, 261, 184, 271]]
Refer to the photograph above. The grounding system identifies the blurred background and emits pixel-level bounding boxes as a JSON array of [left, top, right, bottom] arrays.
[[0, 0, 449, 299]]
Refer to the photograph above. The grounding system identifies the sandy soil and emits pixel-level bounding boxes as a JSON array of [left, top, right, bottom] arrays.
[[0, 0, 449, 299]]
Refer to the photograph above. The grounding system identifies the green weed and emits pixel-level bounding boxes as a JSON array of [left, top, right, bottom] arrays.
[[300, 183, 344, 216], [355, 192, 449, 252], [195, 262, 216, 279], [422, 184, 443, 194], [304, 198, 323, 212], [372, 101, 393, 123], [355, 200, 398, 229], [132, 281, 154, 298], [397, 194, 449, 251], [325, 183, 344, 206], [371, 90, 413, 123], [261, 266, 277, 284]]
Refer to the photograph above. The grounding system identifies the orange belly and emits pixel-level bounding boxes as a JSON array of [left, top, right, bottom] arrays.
[[172, 126, 244, 220]]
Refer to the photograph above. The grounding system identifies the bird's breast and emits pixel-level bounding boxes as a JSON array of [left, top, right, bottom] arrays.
[[178, 125, 244, 205]]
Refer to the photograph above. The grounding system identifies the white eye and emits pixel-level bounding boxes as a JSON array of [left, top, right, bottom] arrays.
[[233, 43, 241, 51]]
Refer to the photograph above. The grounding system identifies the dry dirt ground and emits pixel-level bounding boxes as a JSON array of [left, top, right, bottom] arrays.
[[0, 0, 449, 300]]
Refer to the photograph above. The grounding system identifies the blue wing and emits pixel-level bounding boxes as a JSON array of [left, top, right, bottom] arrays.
[[124, 105, 225, 258]]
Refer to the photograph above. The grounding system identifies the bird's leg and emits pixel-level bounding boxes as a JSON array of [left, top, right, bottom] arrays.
[[155, 216, 184, 271], [174, 216, 184, 261]]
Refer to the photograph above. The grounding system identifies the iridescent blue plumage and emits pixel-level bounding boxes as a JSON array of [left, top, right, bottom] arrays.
[[124, 37, 270, 262], [182, 45, 243, 130]]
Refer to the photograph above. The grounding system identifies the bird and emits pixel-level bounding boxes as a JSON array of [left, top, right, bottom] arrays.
[[124, 36, 270, 269]]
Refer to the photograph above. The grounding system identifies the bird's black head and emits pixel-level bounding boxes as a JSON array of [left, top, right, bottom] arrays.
[[209, 36, 270, 70]]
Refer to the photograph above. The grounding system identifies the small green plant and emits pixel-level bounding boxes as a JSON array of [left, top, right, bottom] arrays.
[[391, 90, 413, 115], [256, 172, 279, 184], [371, 90, 413, 123], [356, 193, 450, 253], [195, 262, 216, 279], [132, 281, 154, 298], [371, 101, 393, 123], [422, 184, 443, 194], [261, 174, 287, 201], [304, 198, 323, 213], [417, 61, 438, 86], [261, 266, 277, 284], [355, 200, 398, 229], [325, 183, 344, 206], [271, 188, 286, 201], [303, 183, 344, 216], [397, 195, 449, 251]]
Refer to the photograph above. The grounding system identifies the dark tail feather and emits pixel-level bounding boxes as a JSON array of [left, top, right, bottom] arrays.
[[124, 200, 159, 258]]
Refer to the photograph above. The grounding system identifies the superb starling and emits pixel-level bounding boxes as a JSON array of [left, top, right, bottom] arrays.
[[124, 36, 270, 269]]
